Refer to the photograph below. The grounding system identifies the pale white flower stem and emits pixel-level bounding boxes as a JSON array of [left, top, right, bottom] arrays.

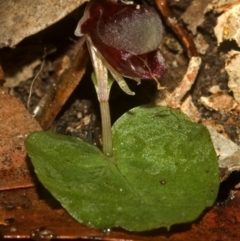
[[86, 36, 113, 156]]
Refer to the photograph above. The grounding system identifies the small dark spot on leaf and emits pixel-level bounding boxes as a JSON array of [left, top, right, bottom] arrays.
[[160, 179, 166, 185]]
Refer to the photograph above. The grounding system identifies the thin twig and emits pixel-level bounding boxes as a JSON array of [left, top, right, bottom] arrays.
[[35, 38, 89, 129], [166, 56, 202, 108], [27, 48, 47, 109], [155, 0, 201, 108], [155, 0, 198, 58]]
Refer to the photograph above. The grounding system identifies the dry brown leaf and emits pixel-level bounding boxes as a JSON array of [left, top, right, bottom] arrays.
[[0, 87, 41, 190], [0, 0, 88, 48]]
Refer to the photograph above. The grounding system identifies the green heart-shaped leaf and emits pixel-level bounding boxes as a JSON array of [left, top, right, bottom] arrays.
[[25, 106, 219, 231]]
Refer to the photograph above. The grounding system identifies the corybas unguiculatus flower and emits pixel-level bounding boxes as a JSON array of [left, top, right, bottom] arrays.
[[75, 0, 166, 96]]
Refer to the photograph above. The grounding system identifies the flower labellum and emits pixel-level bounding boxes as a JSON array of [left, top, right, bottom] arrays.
[[75, 0, 166, 94]]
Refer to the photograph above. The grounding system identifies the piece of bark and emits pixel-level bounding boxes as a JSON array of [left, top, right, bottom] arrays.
[[0, 87, 41, 190], [34, 38, 89, 129]]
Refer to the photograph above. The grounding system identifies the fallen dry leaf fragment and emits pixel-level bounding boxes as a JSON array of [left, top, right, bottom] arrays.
[[194, 34, 209, 55], [209, 85, 222, 94], [4, 59, 41, 89], [214, 3, 240, 46], [181, 0, 210, 35], [0, 87, 41, 190], [0, 0, 88, 48], [225, 50, 240, 103], [0, 45, 57, 89], [207, 126, 240, 181], [200, 92, 238, 112]]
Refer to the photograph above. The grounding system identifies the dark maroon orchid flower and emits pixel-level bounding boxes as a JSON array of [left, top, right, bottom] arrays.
[[75, 0, 166, 95]]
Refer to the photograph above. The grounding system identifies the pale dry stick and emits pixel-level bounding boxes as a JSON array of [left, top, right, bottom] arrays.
[[27, 48, 47, 109], [155, 0, 201, 108], [155, 0, 198, 58], [34, 38, 89, 129], [166, 57, 201, 108]]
